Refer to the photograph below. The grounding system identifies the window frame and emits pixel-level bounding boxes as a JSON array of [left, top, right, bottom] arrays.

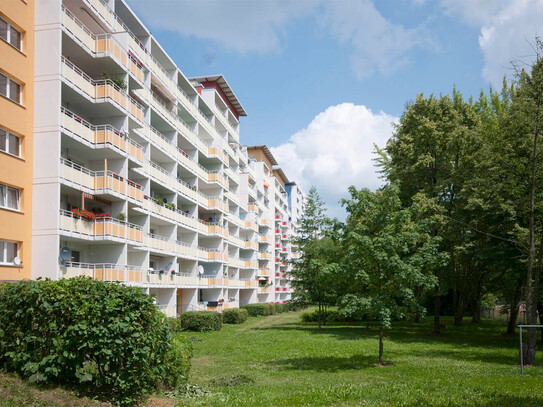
[[0, 240, 20, 266], [0, 72, 22, 104], [0, 183, 21, 211], [0, 16, 22, 51], [0, 127, 21, 158]]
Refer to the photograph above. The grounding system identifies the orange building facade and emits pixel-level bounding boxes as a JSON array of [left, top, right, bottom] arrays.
[[0, 0, 33, 280]]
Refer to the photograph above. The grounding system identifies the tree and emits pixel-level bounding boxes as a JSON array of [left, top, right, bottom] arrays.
[[290, 186, 339, 328], [339, 185, 443, 364], [385, 89, 484, 332]]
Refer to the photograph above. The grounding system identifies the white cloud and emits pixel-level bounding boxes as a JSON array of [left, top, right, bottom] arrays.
[[442, 0, 543, 86], [126, 0, 429, 78], [319, 1, 429, 78], [127, 0, 316, 54], [270, 103, 398, 219]]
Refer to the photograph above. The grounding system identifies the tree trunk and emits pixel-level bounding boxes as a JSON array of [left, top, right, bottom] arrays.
[[454, 291, 470, 326], [317, 304, 322, 330], [507, 282, 523, 335], [379, 325, 384, 365], [433, 285, 441, 335], [472, 298, 481, 323], [472, 278, 483, 323], [526, 216, 543, 364]]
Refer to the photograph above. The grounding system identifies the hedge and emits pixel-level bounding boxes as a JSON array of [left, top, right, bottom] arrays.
[[0, 277, 185, 406], [241, 303, 273, 316], [274, 303, 284, 313], [223, 308, 249, 324], [179, 311, 222, 332]]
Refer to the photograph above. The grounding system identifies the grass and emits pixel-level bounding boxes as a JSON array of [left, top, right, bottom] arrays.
[[180, 310, 543, 407]]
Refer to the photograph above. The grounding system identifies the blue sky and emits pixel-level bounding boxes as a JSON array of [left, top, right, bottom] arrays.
[[126, 0, 543, 217]]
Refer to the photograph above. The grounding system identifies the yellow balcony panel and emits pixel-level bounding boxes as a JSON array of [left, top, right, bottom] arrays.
[[245, 241, 258, 250]]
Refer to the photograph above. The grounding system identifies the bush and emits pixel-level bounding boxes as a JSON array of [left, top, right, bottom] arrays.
[[241, 303, 272, 316], [179, 311, 222, 332], [161, 334, 192, 389], [0, 277, 176, 406], [301, 309, 364, 323], [223, 308, 249, 324], [274, 303, 284, 313], [267, 303, 276, 314]]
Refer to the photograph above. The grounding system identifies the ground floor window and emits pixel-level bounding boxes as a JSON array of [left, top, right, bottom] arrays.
[[0, 240, 19, 265]]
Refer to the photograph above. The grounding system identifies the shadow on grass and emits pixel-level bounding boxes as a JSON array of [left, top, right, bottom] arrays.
[[403, 394, 543, 407], [270, 354, 376, 372], [252, 319, 521, 366]]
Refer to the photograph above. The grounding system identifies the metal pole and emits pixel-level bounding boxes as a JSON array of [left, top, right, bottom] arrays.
[[520, 326, 524, 375]]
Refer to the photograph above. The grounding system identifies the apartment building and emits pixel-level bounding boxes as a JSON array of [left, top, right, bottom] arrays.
[[31, 0, 302, 315], [0, 0, 34, 281], [246, 146, 299, 302]]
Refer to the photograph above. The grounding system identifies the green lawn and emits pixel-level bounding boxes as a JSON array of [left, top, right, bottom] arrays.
[[180, 310, 543, 407]]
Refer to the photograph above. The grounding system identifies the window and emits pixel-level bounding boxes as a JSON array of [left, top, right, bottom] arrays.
[[0, 73, 21, 104], [0, 240, 19, 265], [0, 127, 21, 157], [0, 183, 20, 210], [0, 17, 22, 51]]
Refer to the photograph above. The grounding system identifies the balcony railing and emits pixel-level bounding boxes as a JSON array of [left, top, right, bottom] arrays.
[[61, 261, 144, 282], [59, 210, 143, 243], [61, 107, 143, 162], [60, 158, 143, 202]]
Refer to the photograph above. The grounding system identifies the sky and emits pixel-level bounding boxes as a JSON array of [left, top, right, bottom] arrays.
[[126, 0, 543, 218]]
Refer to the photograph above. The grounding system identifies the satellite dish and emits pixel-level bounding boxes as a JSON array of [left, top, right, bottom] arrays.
[[13, 256, 21, 266], [60, 247, 72, 263], [198, 265, 205, 275]]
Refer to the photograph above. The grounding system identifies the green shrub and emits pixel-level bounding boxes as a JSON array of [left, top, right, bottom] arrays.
[[161, 334, 192, 389], [179, 311, 222, 332], [223, 308, 249, 324], [301, 309, 365, 323], [0, 277, 177, 406], [274, 303, 284, 313], [241, 303, 272, 316], [267, 303, 276, 314]]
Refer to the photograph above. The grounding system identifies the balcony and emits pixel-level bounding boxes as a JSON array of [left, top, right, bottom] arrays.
[[208, 198, 229, 213], [228, 235, 244, 248], [241, 279, 258, 288], [248, 204, 258, 212], [61, 107, 143, 163], [208, 171, 229, 189], [150, 55, 176, 94], [259, 219, 270, 227], [61, 57, 144, 123], [146, 233, 176, 254], [258, 268, 272, 276], [242, 260, 258, 269], [244, 221, 258, 231], [244, 241, 258, 250], [281, 234, 288, 241], [62, 57, 144, 123], [62, 6, 131, 74], [258, 252, 272, 260], [258, 235, 269, 243], [61, 158, 143, 203], [208, 146, 228, 164], [176, 241, 199, 258], [151, 91, 177, 126], [59, 210, 143, 243], [258, 286, 273, 293], [60, 262, 145, 284], [208, 223, 229, 237]]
